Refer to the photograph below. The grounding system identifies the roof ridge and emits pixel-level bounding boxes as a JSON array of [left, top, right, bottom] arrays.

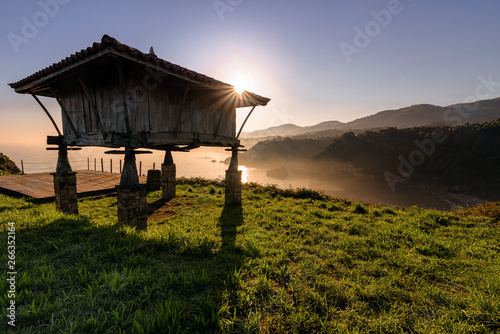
[[7, 34, 271, 106]]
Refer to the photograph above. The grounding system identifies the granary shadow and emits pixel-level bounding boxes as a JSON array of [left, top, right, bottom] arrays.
[[147, 196, 168, 212], [8, 199, 252, 331], [218, 203, 244, 252]]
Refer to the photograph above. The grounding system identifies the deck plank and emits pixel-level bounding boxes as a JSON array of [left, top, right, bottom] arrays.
[[0, 171, 147, 199]]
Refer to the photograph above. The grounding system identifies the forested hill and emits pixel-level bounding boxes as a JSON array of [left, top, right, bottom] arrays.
[[0, 153, 21, 175], [240, 137, 335, 165], [339, 98, 500, 130], [313, 119, 500, 198]]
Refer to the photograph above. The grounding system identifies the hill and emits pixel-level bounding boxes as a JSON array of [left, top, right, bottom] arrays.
[[240, 121, 344, 138], [314, 119, 500, 198], [241, 97, 500, 139], [238, 128, 372, 166], [0, 153, 22, 175], [339, 99, 500, 130], [1, 181, 499, 333], [239, 137, 335, 165]]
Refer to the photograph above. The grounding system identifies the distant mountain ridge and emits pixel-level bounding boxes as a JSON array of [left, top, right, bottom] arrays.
[[240, 121, 344, 138], [241, 97, 500, 138]]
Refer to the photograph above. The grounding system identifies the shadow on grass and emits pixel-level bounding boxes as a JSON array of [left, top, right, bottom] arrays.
[[2, 201, 252, 333], [219, 203, 243, 252]]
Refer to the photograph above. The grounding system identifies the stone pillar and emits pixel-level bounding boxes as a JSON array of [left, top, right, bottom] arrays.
[[117, 148, 147, 229], [161, 150, 176, 200], [147, 169, 162, 191], [53, 172, 78, 214], [225, 146, 242, 205], [117, 185, 147, 229], [52, 146, 78, 214]]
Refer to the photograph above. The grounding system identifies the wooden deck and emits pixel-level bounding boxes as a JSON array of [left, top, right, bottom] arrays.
[[0, 170, 147, 199]]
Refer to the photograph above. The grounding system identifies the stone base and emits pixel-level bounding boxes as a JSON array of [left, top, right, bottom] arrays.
[[225, 170, 242, 205], [117, 185, 147, 229], [161, 164, 176, 200], [147, 169, 162, 191], [52, 172, 78, 214]]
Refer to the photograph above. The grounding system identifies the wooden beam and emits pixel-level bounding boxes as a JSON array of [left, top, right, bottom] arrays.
[[116, 61, 131, 134], [49, 86, 79, 138], [174, 85, 190, 135], [49, 131, 238, 148], [30, 93, 63, 136], [76, 76, 107, 139], [236, 106, 256, 139]]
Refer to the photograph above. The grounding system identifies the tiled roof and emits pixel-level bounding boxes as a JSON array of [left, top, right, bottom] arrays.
[[8, 34, 270, 105]]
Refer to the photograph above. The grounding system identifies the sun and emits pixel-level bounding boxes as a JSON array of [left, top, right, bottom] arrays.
[[234, 83, 245, 94], [232, 73, 250, 94]]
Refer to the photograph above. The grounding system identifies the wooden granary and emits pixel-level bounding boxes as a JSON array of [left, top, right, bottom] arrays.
[[9, 35, 270, 227]]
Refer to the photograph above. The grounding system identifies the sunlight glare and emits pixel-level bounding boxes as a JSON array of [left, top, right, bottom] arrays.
[[238, 165, 252, 183], [232, 73, 250, 94]]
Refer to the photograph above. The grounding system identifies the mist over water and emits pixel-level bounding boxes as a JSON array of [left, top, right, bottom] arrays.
[[2, 144, 231, 179], [1, 144, 485, 210]]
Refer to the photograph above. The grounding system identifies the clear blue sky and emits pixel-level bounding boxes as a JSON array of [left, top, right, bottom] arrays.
[[1, 0, 500, 145]]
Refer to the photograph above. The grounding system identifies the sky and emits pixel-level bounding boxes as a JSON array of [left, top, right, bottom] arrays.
[[1, 0, 500, 146]]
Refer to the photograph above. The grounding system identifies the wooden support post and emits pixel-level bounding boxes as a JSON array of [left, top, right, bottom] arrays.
[[153, 162, 155, 170], [225, 146, 242, 205], [120, 160, 122, 174], [30, 93, 62, 136], [56, 145, 73, 175], [236, 106, 256, 139], [52, 145, 78, 214], [21, 160, 24, 174], [87, 158, 89, 170], [109, 148, 151, 230], [139, 161, 142, 177], [101, 158, 104, 172], [94, 158, 96, 171], [161, 150, 176, 200], [49, 86, 79, 138], [121, 148, 140, 187], [110, 159, 113, 173]]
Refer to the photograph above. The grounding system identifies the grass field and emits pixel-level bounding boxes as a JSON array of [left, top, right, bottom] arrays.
[[1, 179, 499, 333]]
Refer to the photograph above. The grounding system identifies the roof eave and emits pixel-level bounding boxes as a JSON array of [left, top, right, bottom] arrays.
[[8, 46, 112, 95]]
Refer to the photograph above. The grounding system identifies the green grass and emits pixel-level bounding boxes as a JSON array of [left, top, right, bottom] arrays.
[[1, 180, 499, 333]]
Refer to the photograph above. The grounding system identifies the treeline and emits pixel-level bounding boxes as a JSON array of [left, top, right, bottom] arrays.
[[239, 137, 335, 165], [0, 153, 22, 176], [313, 119, 500, 197]]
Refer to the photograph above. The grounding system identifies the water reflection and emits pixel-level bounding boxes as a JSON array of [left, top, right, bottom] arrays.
[[238, 165, 253, 183]]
